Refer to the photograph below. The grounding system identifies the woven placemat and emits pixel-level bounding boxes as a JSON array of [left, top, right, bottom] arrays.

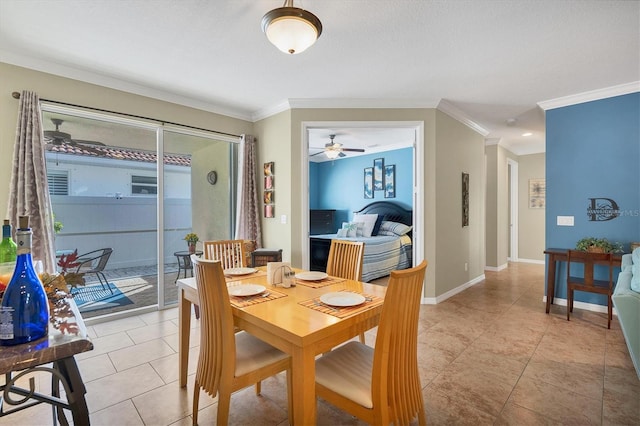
[[229, 287, 286, 308], [225, 270, 267, 283], [294, 275, 346, 288], [299, 292, 383, 318]]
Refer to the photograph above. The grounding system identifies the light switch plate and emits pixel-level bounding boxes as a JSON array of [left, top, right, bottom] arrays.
[[557, 215, 574, 226], [280, 215, 287, 224]]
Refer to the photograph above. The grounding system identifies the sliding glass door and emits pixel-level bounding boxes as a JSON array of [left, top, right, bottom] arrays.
[[42, 105, 238, 318], [161, 129, 238, 307]]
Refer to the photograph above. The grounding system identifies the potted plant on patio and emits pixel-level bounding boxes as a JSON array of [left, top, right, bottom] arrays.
[[184, 233, 199, 254], [575, 237, 623, 253]]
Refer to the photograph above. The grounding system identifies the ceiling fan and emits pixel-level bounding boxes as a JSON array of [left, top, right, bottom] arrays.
[[310, 134, 365, 159], [44, 118, 106, 155]]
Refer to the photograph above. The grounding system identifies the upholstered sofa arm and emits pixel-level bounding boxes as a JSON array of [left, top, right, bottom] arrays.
[[613, 270, 640, 380]]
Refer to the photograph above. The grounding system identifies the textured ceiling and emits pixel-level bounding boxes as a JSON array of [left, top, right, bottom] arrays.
[[1, 0, 639, 157]]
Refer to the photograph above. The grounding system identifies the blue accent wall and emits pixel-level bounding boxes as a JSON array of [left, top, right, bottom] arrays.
[[309, 161, 319, 208], [309, 148, 413, 228], [546, 92, 640, 305]]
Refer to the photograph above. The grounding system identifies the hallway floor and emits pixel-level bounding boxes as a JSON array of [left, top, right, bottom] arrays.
[[2, 262, 638, 425]]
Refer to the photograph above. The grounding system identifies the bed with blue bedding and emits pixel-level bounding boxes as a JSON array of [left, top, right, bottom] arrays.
[[309, 201, 413, 282]]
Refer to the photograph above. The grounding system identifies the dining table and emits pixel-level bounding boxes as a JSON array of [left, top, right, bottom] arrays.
[[176, 266, 387, 425]]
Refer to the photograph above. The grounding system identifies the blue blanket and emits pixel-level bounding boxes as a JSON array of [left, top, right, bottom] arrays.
[[312, 234, 412, 282]]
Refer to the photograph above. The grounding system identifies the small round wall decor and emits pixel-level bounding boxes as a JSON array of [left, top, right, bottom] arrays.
[[207, 170, 218, 185]]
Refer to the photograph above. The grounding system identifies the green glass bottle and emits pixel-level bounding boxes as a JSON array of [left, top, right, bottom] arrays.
[[0, 220, 17, 263]]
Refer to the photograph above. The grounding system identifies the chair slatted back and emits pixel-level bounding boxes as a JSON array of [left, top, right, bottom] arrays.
[[191, 256, 237, 398], [203, 240, 246, 269], [372, 260, 427, 425], [325, 240, 365, 281]]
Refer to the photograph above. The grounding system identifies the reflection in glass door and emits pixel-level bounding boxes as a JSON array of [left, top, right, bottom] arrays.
[[161, 129, 238, 307], [43, 107, 159, 319]]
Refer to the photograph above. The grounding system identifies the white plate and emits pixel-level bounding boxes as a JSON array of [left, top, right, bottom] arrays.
[[225, 267, 257, 276], [295, 271, 328, 281], [228, 284, 266, 297], [320, 292, 366, 307]]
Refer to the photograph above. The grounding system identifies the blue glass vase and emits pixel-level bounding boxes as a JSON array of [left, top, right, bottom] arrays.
[[0, 216, 49, 346]]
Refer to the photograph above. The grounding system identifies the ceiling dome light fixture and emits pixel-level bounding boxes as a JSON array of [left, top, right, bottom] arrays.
[[262, 0, 323, 55], [325, 148, 341, 159]]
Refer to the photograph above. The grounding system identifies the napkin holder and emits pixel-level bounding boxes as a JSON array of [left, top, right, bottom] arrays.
[[267, 262, 294, 288]]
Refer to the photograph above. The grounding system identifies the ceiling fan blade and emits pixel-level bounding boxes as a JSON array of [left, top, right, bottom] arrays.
[[338, 152, 346, 158], [310, 151, 326, 157], [342, 148, 365, 152]]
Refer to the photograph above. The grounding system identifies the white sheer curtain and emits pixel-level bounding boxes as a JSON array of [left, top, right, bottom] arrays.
[[7, 91, 57, 272], [234, 135, 262, 248]]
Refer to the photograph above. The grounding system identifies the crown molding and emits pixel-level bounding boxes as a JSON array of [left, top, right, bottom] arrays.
[[253, 98, 440, 122], [437, 100, 490, 136], [251, 100, 292, 122], [287, 98, 439, 109], [1, 51, 253, 122], [538, 81, 640, 111]]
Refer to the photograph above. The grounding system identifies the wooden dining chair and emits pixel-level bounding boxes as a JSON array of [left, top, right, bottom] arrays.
[[566, 249, 615, 328], [195, 240, 247, 319], [203, 240, 247, 269], [315, 260, 428, 426], [326, 239, 365, 282], [190, 256, 292, 426], [326, 239, 366, 342]]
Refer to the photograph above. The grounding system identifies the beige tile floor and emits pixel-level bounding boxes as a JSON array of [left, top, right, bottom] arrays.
[[2, 262, 639, 425]]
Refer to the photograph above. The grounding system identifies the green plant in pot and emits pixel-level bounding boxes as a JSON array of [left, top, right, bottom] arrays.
[[184, 233, 199, 254], [575, 237, 623, 253]]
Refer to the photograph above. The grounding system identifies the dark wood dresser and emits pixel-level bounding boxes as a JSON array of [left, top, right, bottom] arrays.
[[309, 209, 336, 235]]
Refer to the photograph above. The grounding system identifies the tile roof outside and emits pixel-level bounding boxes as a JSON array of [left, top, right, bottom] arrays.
[[45, 143, 191, 167]]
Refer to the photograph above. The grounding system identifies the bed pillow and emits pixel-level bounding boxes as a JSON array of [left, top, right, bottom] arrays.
[[379, 220, 412, 236], [339, 222, 360, 238], [371, 215, 384, 236], [352, 213, 378, 237]]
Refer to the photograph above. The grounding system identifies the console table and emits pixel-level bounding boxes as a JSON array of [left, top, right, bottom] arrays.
[[544, 248, 623, 314], [0, 298, 93, 424]]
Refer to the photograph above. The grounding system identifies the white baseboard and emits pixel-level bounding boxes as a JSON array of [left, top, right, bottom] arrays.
[[422, 274, 486, 304], [542, 296, 618, 316], [485, 263, 508, 272], [516, 258, 545, 265]]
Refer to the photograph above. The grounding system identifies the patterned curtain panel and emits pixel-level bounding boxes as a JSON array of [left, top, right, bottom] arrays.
[[7, 91, 57, 273], [234, 135, 262, 248]]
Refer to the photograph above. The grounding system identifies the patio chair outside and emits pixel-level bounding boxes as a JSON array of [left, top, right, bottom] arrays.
[[75, 248, 114, 294]]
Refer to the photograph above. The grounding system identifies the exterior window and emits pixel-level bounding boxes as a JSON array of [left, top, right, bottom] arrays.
[[131, 175, 157, 195], [47, 170, 69, 195]]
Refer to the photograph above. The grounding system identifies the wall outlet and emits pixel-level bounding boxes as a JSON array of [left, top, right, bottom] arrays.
[[280, 215, 287, 224], [464, 262, 468, 271]]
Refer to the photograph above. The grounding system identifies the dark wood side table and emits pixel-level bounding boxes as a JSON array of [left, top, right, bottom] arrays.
[[0, 298, 93, 424], [174, 250, 203, 283], [544, 248, 623, 314]]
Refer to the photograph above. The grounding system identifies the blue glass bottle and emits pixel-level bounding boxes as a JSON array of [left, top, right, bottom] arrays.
[[0, 216, 49, 346]]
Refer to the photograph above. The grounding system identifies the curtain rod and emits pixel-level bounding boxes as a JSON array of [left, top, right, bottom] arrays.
[[11, 91, 242, 138]]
